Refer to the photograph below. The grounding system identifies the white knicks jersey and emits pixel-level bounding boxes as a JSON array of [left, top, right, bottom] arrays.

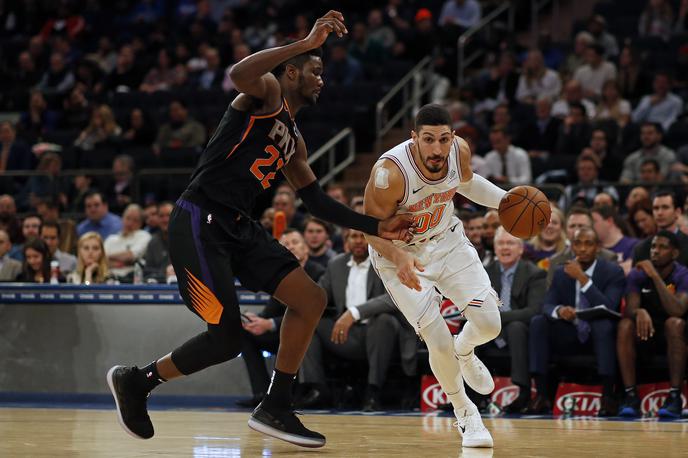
[[380, 138, 465, 247]]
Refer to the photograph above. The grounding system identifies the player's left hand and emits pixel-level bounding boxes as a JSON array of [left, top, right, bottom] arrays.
[[331, 310, 355, 344], [378, 213, 414, 243]]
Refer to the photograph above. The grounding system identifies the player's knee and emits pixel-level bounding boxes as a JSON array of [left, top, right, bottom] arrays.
[[665, 317, 686, 336], [482, 315, 502, 340]]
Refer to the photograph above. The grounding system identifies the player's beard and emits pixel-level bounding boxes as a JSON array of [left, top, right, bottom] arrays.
[[417, 143, 446, 173]]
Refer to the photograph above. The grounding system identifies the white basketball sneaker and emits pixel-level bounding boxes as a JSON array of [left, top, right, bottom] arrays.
[[455, 347, 494, 395], [454, 406, 493, 448]]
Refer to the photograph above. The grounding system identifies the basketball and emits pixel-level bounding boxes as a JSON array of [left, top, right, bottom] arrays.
[[498, 185, 551, 239]]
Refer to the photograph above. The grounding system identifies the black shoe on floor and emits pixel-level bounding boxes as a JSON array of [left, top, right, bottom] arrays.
[[658, 392, 683, 418], [502, 395, 529, 414], [295, 387, 331, 409], [598, 396, 618, 417], [236, 393, 265, 408], [361, 386, 383, 412], [248, 402, 326, 448], [106, 365, 154, 439], [618, 393, 641, 417]]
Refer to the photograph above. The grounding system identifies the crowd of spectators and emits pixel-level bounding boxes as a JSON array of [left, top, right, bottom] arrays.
[[1, 0, 687, 414]]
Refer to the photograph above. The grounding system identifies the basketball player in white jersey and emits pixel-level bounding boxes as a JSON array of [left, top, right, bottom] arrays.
[[363, 104, 507, 448]]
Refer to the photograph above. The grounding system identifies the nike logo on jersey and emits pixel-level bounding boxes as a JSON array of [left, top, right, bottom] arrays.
[[412, 186, 425, 194]]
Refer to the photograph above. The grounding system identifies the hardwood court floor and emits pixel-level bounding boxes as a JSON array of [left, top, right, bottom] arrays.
[[1, 408, 686, 457]]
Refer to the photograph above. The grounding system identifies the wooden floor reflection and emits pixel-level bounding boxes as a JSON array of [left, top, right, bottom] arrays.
[[1, 408, 686, 457]]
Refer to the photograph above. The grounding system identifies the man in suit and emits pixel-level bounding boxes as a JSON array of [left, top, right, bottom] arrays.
[[0, 229, 21, 281], [548, 207, 617, 287], [299, 229, 416, 411], [529, 227, 625, 415], [633, 191, 688, 266], [482, 227, 546, 413], [236, 229, 325, 408]]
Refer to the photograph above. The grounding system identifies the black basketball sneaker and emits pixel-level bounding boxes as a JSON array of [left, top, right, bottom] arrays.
[[248, 402, 326, 448], [106, 365, 154, 439]]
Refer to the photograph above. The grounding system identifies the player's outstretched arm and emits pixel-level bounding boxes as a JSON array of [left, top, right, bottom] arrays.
[[454, 136, 506, 209], [363, 160, 424, 291], [229, 10, 347, 104], [283, 139, 413, 242]]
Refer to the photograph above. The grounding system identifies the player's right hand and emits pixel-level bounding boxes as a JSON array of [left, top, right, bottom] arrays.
[[394, 251, 424, 291], [304, 10, 347, 48], [636, 308, 654, 341], [378, 213, 414, 243]]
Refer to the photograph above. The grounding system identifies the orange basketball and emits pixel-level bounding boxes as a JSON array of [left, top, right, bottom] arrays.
[[498, 185, 551, 239]]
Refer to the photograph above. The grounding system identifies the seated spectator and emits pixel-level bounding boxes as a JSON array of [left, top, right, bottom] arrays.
[[325, 41, 363, 86], [98, 45, 143, 94], [593, 191, 618, 210], [563, 152, 619, 209], [19, 152, 68, 210], [272, 189, 306, 231], [638, 0, 675, 41], [591, 205, 639, 274], [36, 51, 75, 98], [524, 207, 566, 268], [0, 229, 21, 281], [587, 15, 619, 57], [490, 103, 519, 138], [16, 91, 59, 141], [104, 204, 152, 281], [481, 209, 500, 264], [625, 186, 651, 214], [139, 48, 179, 93], [631, 72, 683, 131], [260, 207, 275, 234], [588, 129, 620, 182], [0, 194, 22, 245], [18, 237, 52, 283], [627, 199, 657, 239], [561, 31, 594, 78], [528, 227, 625, 415], [618, 231, 688, 418], [482, 227, 546, 413], [122, 108, 157, 147], [573, 43, 617, 99], [9, 51, 42, 108], [74, 104, 122, 152], [60, 85, 91, 130], [143, 203, 160, 234], [153, 100, 206, 152], [639, 158, 664, 184], [548, 207, 618, 286], [480, 51, 519, 108], [552, 79, 596, 118], [594, 80, 631, 127], [143, 201, 173, 282], [464, 212, 487, 263], [484, 127, 532, 185], [0, 121, 33, 172], [299, 229, 416, 411], [634, 191, 688, 265], [77, 191, 122, 239], [367, 8, 396, 51], [555, 102, 593, 157], [41, 220, 76, 275], [69, 174, 93, 213], [9, 214, 42, 261], [68, 231, 110, 284], [36, 197, 77, 254], [519, 97, 561, 157], [236, 229, 325, 408], [348, 22, 387, 66], [194, 47, 224, 90], [617, 45, 652, 103], [107, 155, 135, 215], [620, 122, 676, 183], [303, 217, 337, 268], [516, 49, 562, 104]]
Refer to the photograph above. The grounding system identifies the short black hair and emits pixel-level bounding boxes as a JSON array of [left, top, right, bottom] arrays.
[[414, 104, 451, 131], [272, 46, 323, 78], [41, 219, 61, 237], [640, 158, 660, 172], [569, 101, 587, 116], [655, 229, 680, 250], [304, 216, 332, 236], [588, 42, 605, 56], [652, 190, 679, 209], [641, 121, 663, 135]]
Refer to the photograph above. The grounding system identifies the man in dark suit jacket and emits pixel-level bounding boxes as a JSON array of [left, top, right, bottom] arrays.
[[529, 227, 625, 416], [517, 97, 561, 156], [299, 229, 417, 411], [482, 227, 546, 413], [236, 229, 325, 408]]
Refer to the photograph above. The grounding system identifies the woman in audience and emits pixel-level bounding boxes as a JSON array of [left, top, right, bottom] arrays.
[[18, 237, 52, 283], [73, 104, 121, 151], [122, 108, 157, 147], [595, 80, 631, 127], [68, 231, 110, 284], [139, 48, 179, 93], [627, 199, 657, 239], [616, 46, 651, 103], [524, 206, 567, 269]]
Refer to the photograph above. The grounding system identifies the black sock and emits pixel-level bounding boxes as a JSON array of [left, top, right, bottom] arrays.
[[139, 361, 166, 393], [534, 374, 548, 398], [263, 368, 296, 409], [516, 384, 530, 401], [602, 376, 615, 397], [625, 385, 637, 398], [669, 387, 681, 398]]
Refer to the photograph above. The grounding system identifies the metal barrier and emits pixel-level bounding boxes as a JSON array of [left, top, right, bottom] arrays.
[[374, 56, 433, 154], [457, 2, 514, 88], [306, 127, 356, 187]]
